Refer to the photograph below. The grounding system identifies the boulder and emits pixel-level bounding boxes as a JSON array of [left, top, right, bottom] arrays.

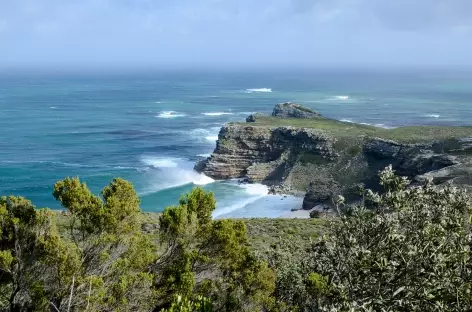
[[272, 102, 321, 119], [246, 112, 266, 122], [302, 180, 340, 210]]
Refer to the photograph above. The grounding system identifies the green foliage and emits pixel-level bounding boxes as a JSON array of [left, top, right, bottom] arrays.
[[155, 187, 275, 311], [164, 295, 213, 312], [2, 179, 277, 311], [53, 177, 140, 236], [49, 177, 156, 311], [7, 165, 472, 311], [283, 165, 472, 311], [0, 196, 69, 311], [244, 218, 327, 258]]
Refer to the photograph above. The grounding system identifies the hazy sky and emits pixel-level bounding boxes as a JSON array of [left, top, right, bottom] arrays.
[[1, 0, 472, 69]]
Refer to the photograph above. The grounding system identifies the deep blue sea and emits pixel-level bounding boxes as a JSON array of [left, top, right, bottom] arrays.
[[1, 69, 472, 217]]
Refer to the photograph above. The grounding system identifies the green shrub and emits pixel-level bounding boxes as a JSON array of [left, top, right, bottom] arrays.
[[307, 166, 472, 311]]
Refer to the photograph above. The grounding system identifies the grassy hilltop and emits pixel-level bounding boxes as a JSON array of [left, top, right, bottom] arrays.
[[234, 115, 472, 144]]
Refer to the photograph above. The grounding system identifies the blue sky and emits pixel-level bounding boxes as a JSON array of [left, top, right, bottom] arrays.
[[1, 0, 472, 69]]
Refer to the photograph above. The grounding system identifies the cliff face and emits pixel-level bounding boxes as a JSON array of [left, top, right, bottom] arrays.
[[196, 109, 472, 210], [198, 125, 338, 183]]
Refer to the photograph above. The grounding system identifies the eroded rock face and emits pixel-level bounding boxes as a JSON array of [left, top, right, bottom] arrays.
[[302, 180, 340, 210], [364, 138, 459, 177], [195, 105, 472, 211], [272, 103, 321, 118], [197, 125, 338, 180]]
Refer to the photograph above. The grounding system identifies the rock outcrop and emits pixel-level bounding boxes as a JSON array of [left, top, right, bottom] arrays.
[[246, 113, 266, 122], [196, 104, 472, 211], [272, 103, 321, 119], [199, 125, 338, 183]]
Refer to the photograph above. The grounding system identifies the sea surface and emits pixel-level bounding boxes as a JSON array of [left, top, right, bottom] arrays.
[[1, 69, 472, 217]]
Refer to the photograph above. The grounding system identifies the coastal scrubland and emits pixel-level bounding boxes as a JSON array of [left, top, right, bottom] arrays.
[[2, 165, 472, 311]]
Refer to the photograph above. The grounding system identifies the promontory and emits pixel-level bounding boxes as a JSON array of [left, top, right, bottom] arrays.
[[195, 103, 472, 211]]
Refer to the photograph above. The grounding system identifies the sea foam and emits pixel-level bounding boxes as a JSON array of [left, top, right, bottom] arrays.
[[202, 112, 233, 116], [245, 88, 272, 93], [339, 119, 395, 129], [425, 114, 440, 118], [140, 156, 215, 192], [190, 128, 220, 143], [155, 111, 186, 118], [333, 95, 349, 100], [141, 156, 180, 168], [212, 183, 268, 218]]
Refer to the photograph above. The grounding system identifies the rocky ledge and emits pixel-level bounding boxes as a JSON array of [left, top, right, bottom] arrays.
[[196, 104, 472, 211]]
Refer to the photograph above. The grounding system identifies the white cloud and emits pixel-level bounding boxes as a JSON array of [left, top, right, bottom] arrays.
[[0, 0, 471, 68]]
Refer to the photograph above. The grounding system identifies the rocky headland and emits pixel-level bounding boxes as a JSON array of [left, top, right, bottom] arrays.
[[195, 103, 472, 212]]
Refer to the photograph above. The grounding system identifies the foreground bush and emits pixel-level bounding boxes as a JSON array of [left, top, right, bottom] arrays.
[[274, 166, 472, 311], [0, 179, 275, 311], [3, 166, 472, 311]]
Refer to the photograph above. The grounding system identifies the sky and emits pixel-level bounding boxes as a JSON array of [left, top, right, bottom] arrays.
[[1, 0, 472, 70]]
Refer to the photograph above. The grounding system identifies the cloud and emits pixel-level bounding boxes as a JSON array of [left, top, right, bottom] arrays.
[[0, 0, 471, 68]]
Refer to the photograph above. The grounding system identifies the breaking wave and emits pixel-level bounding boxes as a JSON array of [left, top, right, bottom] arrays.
[[212, 183, 269, 218], [331, 95, 350, 100], [339, 119, 395, 129], [189, 128, 221, 143], [245, 88, 272, 93], [202, 112, 234, 116], [155, 111, 186, 118], [425, 114, 440, 118], [140, 156, 215, 192], [141, 156, 180, 168]]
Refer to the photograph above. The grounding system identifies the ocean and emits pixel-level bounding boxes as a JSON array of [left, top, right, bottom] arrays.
[[1, 69, 472, 217]]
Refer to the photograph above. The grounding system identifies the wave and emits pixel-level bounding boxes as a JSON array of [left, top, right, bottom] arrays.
[[238, 183, 269, 196], [202, 112, 233, 116], [0, 160, 139, 171], [141, 156, 180, 168], [245, 88, 272, 93], [189, 128, 221, 143], [425, 114, 440, 118], [339, 119, 395, 129], [155, 111, 186, 118], [197, 153, 211, 158], [332, 95, 350, 100], [140, 156, 215, 193], [212, 183, 268, 218]]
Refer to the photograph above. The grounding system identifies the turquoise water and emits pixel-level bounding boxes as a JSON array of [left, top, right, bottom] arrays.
[[1, 69, 472, 217]]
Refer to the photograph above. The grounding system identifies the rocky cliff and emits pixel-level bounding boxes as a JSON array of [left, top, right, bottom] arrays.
[[196, 105, 472, 210]]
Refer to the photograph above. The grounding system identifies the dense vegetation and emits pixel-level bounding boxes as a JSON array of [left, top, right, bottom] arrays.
[[2, 166, 472, 311]]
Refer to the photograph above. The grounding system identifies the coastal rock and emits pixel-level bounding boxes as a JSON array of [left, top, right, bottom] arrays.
[[246, 112, 266, 122], [302, 180, 340, 210], [196, 125, 338, 182], [196, 103, 472, 205], [364, 138, 458, 177], [272, 102, 321, 119]]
